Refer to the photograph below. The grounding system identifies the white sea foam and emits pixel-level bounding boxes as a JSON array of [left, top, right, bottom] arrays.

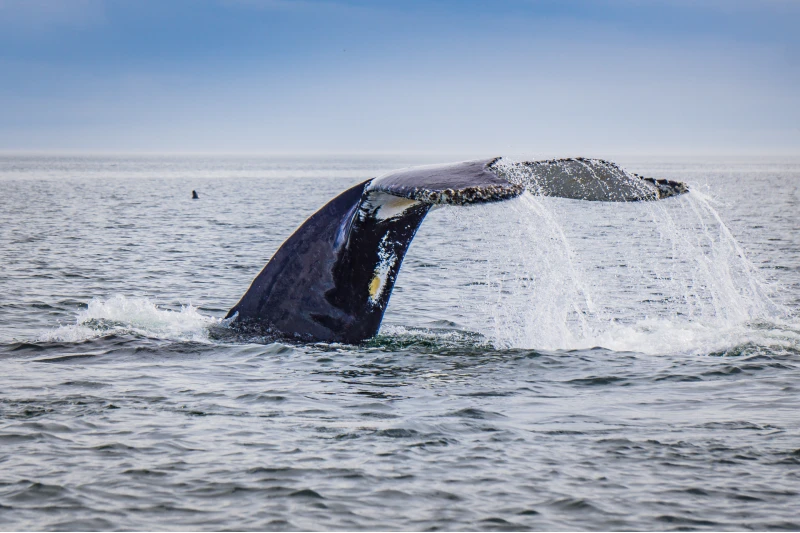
[[554, 317, 800, 356], [40, 295, 218, 343]]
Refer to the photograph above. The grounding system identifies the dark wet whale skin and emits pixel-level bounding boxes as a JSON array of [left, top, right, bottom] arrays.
[[225, 180, 430, 343]]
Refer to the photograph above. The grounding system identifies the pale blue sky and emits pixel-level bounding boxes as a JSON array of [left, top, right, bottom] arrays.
[[1, 0, 798, 156]]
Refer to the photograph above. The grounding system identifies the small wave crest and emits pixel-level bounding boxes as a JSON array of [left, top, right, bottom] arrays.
[[375, 325, 489, 349], [40, 295, 220, 343], [558, 317, 800, 356]]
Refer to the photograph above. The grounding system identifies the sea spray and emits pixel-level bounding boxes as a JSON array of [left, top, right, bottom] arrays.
[[41, 295, 217, 343], [430, 172, 787, 354]]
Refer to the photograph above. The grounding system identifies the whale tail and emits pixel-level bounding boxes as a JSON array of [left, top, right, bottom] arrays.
[[226, 157, 688, 343], [226, 159, 522, 343]]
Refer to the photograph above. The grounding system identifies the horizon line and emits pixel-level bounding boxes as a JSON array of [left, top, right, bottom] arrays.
[[1, 150, 799, 160]]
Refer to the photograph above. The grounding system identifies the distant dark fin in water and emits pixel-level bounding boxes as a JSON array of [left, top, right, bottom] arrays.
[[192, 190, 199, 199], [490, 157, 688, 201], [225, 159, 522, 343]]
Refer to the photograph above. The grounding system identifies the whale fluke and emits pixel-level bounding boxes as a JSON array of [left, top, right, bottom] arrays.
[[492, 157, 687, 202], [226, 157, 688, 343], [226, 159, 522, 343]]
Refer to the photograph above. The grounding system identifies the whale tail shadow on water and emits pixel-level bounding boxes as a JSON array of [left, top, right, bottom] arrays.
[[225, 157, 688, 343]]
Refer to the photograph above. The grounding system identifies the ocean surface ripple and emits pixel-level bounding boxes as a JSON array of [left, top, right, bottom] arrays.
[[1, 155, 799, 531]]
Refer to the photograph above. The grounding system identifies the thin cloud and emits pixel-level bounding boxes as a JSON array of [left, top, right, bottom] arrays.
[[220, 0, 361, 14], [0, 0, 105, 34]]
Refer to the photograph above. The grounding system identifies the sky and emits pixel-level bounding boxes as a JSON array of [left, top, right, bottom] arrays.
[[0, 0, 798, 156]]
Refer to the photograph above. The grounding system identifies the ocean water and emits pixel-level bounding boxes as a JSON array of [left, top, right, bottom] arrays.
[[0, 154, 798, 531]]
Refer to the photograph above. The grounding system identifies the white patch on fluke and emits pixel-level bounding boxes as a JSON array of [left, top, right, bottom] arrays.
[[375, 196, 421, 220], [368, 234, 397, 306], [361, 191, 422, 221]]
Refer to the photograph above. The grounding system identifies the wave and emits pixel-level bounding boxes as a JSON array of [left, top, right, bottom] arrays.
[[34, 294, 798, 357], [553, 316, 800, 356], [39, 295, 220, 343]]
